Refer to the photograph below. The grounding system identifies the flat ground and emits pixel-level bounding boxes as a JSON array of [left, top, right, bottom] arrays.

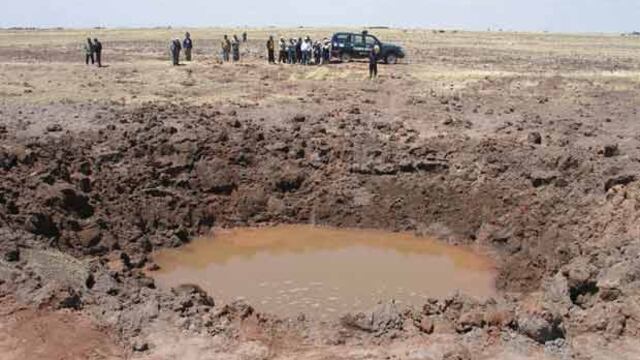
[[1, 28, 640, 359]]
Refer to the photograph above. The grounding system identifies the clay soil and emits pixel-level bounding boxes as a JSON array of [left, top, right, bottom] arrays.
[[2, 27, 640, 359]]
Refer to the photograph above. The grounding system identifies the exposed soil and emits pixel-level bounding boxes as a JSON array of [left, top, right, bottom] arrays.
[[2, 28, 640, 359]]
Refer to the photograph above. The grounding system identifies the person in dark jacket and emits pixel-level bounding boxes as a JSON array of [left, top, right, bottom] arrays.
[[231, 35, 240, 62], [84, 38, 94, 65], [295, 38, 302, 65], [93, 38, 102, 67], [170, 39, 181, 66], [183, 32, 193, 61], [369, 44, 380, 79], [242, 32, 247, 42], [266, 36, 275, 64]]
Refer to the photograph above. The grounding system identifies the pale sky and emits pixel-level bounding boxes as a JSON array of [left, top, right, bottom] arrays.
[[1, 0, 639, 33]]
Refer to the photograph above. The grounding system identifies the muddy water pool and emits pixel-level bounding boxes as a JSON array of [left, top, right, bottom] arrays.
[[152, 225, 496, 319]]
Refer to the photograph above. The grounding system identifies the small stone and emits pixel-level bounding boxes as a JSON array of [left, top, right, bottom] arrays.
[[416, 317, 434, 334], [132, 341, 149, 352], [4, 248, 20, 262], [528, 132, 542, 145], [46, 124, 63, 132], [603, 144, 619, 158]]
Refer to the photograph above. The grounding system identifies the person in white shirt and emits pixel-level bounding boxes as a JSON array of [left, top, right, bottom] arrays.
[[300, 37, 312, 65]]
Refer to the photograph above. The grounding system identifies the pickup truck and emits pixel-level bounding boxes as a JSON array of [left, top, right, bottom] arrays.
[[331, 31, 406, 64]]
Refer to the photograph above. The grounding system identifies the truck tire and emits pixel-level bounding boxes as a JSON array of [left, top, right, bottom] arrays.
[[341, 52, 352, 63], [385, 54, 398, 64]]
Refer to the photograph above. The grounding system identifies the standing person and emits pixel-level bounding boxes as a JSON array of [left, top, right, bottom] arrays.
[[170, 39, 181, 66], [93, 38, 102, 67], [221, 35, 231, 62], [313, 41, 321, 65], [287, 39, 296, 64], [231, 35, 240, 62], [295, 38, 302, 65], [369, 44, 380, 79], [266, 36, 276, 64], [278, 37, 287, 63], [183, 32, 193, 61], [322, 38, 331, 64], [300, 37, 311, 65], [242, 32, 247, 43], [84, 38, 94, 65]]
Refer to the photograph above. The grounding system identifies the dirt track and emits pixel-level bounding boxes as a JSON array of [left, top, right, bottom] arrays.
[[2, 28, 640, 359]]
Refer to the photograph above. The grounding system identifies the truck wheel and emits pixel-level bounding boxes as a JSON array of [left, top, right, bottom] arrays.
[[385, 54, 398, 64], [341, 53, 352, 63]]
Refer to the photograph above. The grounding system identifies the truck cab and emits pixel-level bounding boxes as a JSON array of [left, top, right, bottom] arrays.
[[331, 31, 405, 64]]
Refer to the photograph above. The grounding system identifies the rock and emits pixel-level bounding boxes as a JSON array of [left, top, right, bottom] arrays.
[[274, 170, 305, 192], [267, 142, 289, 152], [46, 124, 63, 132], [76, 224, 102, 248], [0, 150, 17, 170], [194, 160, 237, 195], [442, 344, 471, 360], [530, 170, 558, 188], [75, 176, 92, 193], [456, 310, 485, 333], [415, 316, 435, 334], [422, 298, 444, 315], [42, 183, 94, 218], [484, 308, 515, 328], [597, 260, 639, 301], [341, 301, 404, 333], [235, 188, 268, 220], [517, 302, 565, 344], [603, 144, 619, 157], [4, 248, 20, 262], [605, 174, 636, 191], [215, 300, 254, 320], [95, 151, 122, 165], [146, 262, 161, 272], [528, 132, 542, 145], [59, 288, 83, 310], [293, 114, 306, 122], [132, 341, 149, 352], [542, 273, 572, 313], [24, 212, 59, 237], [171, 283, 215, 308], [562, 259, 599, 306], [91, 272, 119, 295]]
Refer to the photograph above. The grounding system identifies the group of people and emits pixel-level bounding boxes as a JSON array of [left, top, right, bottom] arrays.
[[84, 38, 103, 67], [220, 34, 242, 62], [85, 31, 380, 79], [170, 32, 193, 66], [268, 36, 331, 65]]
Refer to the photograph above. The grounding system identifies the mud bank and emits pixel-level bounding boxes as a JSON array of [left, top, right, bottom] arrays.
[[2, 97, 640, 358]]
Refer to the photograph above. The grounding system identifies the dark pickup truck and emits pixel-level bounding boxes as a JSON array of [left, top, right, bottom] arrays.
[[331, 31, 405, 64]]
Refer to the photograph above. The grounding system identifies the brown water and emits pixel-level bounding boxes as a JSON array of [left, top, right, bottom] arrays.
[[152, 225, 497, 319]]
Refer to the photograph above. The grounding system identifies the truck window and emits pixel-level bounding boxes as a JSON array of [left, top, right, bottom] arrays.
[[352, 34, 366, 47], [365, 36, 378, 49], [335, 34, 349, 45]]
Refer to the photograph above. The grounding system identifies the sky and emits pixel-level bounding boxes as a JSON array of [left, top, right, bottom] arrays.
[[1, 0, 639, 33]]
